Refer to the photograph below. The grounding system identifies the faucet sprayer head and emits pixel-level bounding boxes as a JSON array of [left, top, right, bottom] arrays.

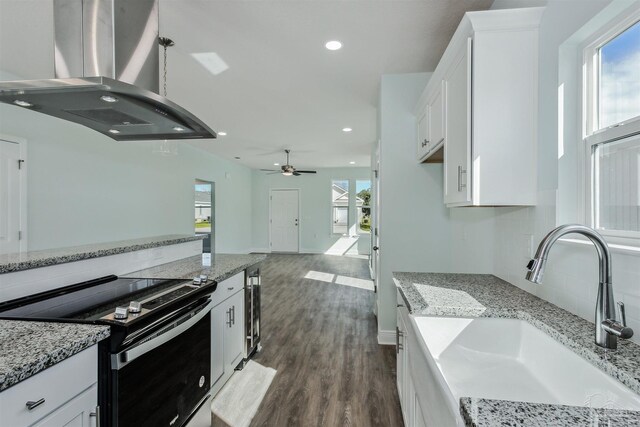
[[525, 258, 545, 284]]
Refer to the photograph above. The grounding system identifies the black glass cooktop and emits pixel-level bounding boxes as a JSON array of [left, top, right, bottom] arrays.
[[0, 275, 210, 322]]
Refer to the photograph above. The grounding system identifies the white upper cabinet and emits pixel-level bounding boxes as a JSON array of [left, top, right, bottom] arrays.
[[417, 7, 543, 206], [415, 81, 445, 163], [444, 39, 472, 205], [416, 107, 430, 160]]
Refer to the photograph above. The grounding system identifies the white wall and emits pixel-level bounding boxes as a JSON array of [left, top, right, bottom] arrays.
[[0, 107, 253, 253], [0, 0, 253, 254], [251, 167, 371, 253], [376, 73, 496, 341], [492, 0, 640, 344]]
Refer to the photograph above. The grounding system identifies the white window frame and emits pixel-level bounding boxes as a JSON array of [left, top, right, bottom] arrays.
[[581, 6, 640, 243]]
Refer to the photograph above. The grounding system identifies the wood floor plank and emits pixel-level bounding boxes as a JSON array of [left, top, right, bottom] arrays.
[[250, 254, 404, 427]]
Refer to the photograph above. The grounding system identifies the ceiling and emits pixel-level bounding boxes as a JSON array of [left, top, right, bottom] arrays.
[[159, 0, 493, 170]]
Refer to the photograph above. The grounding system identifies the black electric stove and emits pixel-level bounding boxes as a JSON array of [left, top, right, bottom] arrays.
[[0, 275, 218, 427]]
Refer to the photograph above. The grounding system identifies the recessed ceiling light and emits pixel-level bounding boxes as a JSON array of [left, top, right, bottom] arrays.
[[172, 126, 185, 132], [13, 99, 33, 107], [342, 127, 352, 132], [349, 161, 356, 165], [274, 163, 280, 166], [108, 129, 120, 134], [325, 40, 342, 51], [100, 95, 118, 103], [218, 131, 227, 136]]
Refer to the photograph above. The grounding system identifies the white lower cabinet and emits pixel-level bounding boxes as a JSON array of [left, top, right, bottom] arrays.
[[210, 271, 246, 397], [0, 345, 98, 427], [210, 301, 226, 386], [32, 384, 97, 427], [397, 289, 459, 427], [223, 289, 245, 371], [397, 308, 409, 424]]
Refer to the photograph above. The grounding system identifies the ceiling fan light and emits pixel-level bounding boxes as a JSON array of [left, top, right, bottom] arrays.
[[282, 171, 293, 176]]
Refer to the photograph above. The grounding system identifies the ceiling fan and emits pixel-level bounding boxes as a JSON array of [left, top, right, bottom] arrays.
[[260, 149, 317, 176]]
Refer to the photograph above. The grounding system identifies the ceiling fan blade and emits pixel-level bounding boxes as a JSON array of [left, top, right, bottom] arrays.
[[260, 169, 278, 172], [293, 172, 301, 176], [296, 170, 317, 174]]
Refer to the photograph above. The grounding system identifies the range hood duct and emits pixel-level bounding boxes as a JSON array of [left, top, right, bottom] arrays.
[[0, 0, 216, 141]]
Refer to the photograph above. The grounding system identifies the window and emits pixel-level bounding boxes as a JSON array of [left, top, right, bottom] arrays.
[[356, 180, 371, 234], [332, 179, 349, 234], [584, 11, 640, 238], [195, 180, 214, 253]]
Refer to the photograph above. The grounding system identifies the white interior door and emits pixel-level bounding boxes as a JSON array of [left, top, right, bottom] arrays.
[[0, 139, 23, 255], [270, 189, 299, 252]]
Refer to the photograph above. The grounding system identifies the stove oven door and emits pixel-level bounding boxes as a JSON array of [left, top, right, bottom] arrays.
[[111, 299, 213, 427]]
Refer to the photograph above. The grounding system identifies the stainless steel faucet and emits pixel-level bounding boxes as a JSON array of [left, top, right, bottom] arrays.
[[526, 224, 633, 350]]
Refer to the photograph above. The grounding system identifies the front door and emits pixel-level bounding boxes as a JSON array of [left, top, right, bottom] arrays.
[[0, 139, 23, 255], [270, 189, 299, 252]]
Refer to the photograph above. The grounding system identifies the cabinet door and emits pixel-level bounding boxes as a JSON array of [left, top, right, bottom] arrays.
[[444, 37, 472, 205], [223, 290, 245, 370], [412, 387, 428, 427], [416, 106, 430, 161], [397, 307, 411, 426], [428, 83, 445, 148], [211, 302, 225, 386], [32, 384, 97, 427], [396, 311, 405, 406]]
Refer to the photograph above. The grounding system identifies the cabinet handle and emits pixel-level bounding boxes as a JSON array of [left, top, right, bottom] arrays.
[[90, 405, 100, 427], [228, 287, 234, 291], [421, 139, 429, 148], [226, 309, 232, 327], [231, 305, 235, 325], [26, 398, 45, 410], [457, 165, 467, 192], [396, 327, 404, 354]]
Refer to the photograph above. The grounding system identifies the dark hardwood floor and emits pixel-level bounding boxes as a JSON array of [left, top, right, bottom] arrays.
[[250, 254, 403, 427]]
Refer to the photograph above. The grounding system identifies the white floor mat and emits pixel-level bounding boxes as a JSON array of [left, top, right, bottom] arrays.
[[211, 361, 277, 427]]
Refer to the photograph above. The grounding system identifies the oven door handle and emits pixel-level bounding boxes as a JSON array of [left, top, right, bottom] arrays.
[[112, 299, 213, 370]]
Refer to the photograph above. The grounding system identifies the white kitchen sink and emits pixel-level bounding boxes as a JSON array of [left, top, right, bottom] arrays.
[[411, 316, 640, 411]]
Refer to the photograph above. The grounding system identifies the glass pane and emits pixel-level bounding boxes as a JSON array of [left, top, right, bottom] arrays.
[[332, 179, 349, 234], [593, 134, 640, 232], [195, 181, 213, 253], [599, 20, 640, 129], [356, 180, 371, 234]]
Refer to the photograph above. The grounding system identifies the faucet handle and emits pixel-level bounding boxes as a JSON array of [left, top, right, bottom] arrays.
[[617, 302, 627, 327], [603, 302, 634, 340]]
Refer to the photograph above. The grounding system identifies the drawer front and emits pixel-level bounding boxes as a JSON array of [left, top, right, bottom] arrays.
[[211, 271, 244, 307], [0, 345, 97, 427]]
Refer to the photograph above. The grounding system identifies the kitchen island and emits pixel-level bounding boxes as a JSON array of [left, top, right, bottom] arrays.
[[124, 253, 267, 282], [0, 251, 265, 392]]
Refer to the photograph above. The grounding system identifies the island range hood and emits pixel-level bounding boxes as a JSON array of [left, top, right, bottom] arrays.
[[0, 0, 216, 141]]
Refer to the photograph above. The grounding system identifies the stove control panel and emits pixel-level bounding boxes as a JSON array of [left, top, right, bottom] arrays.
[[114, 306, 129, 320]]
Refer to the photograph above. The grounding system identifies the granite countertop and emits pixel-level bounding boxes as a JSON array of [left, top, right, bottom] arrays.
[[0, 234, 205, 274], [393, 272, 640, 427], [0, 320, 110, 392], [124, 253, 267, 282]]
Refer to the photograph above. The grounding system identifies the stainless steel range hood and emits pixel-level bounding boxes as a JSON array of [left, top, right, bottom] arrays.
[[0, 0, 216, 141]]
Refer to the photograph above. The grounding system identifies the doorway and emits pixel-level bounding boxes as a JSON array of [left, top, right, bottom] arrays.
[[270, 189, 299, 253], [0, 138, 25, 255], [195, 180, 214, 254]]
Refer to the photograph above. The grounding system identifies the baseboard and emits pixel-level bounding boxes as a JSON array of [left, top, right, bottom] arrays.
[[249, 248, 271, 254], [377, 329, 396, 346]]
